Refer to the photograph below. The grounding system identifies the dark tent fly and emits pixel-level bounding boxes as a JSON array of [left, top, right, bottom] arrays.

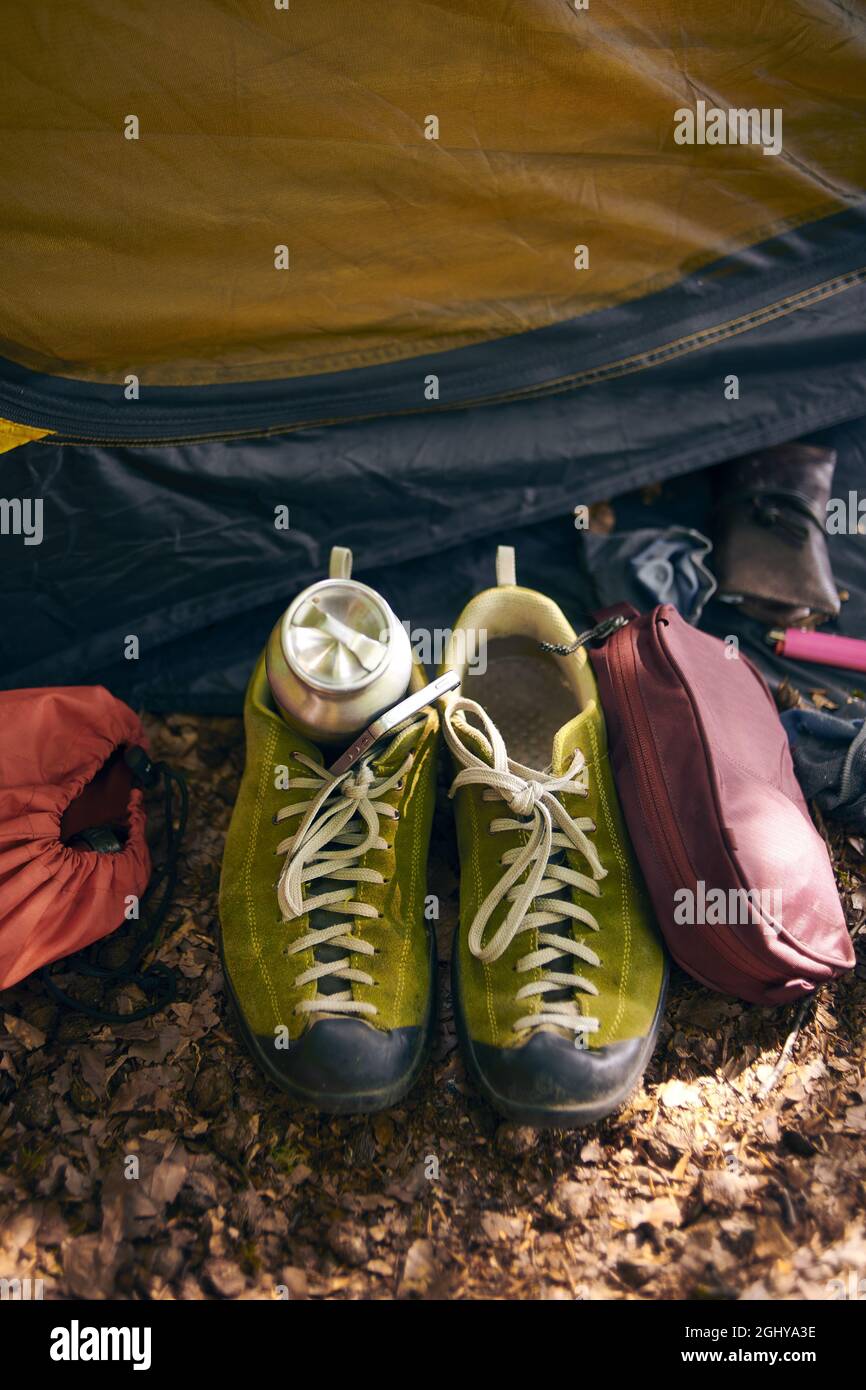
[[0, 0, 864, 706]]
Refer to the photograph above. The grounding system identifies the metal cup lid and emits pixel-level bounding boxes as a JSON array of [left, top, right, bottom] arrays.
[[283, 579, 393, 691]]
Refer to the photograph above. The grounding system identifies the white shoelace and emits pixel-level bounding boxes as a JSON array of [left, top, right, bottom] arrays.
[[274, 730, 420, 1018], [443, 696, 607, 1039]]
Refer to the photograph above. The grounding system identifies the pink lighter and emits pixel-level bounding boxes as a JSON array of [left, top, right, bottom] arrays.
[[768, 628, 866, 674]]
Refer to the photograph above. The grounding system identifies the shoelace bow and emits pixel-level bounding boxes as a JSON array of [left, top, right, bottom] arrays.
[[443, 696, 607, 1039], [274, 725, 422, 1018]]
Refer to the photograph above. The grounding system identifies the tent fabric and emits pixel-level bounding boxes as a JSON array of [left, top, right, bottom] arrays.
[[2, 0, 865, 391], [1, 205, 866, 441], [0, 420, 51, 454], [1, 0, 865, 420], [2, 417, 864, 713], [1, 3, 865, 709]]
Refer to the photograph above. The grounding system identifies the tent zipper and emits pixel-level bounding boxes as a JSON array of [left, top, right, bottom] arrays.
[[9, 262, 866, 447]]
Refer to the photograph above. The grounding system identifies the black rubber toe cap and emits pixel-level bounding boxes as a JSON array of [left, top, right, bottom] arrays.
[[454, 941, 668, 1127], [251, 1018, 426, 1113], [220, 920, 436, 1114], [470, 1030, 657, 1127]]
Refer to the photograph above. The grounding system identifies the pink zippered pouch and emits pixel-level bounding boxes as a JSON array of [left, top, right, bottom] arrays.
[[590, 605, 854, 1004]]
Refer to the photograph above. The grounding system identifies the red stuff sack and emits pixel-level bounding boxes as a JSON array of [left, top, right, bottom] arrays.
[[0, 686, 152, 990], [589, 605, 854, 1005]]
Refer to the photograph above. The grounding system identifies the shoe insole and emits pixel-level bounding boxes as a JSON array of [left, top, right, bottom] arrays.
[[467, 637, 579, 768]]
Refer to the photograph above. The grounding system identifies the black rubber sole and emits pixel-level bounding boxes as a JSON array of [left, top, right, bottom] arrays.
[[219, 925, 437, 1115], [452, 945, 669, 1129]]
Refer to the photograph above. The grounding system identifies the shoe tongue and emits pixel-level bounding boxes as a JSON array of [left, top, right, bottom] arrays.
[[371, 715, 423, 775], [451, 711, 496, 767], [538, 706, 603, 1017], [305, 717, 426, 999]]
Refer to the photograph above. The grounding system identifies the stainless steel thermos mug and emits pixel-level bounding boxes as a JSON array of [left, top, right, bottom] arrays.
[[266, 547, 413, 743]]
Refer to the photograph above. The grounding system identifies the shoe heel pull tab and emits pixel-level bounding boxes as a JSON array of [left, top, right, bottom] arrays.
[[329, 546, 353, 579], [495, 545, 516, 587]]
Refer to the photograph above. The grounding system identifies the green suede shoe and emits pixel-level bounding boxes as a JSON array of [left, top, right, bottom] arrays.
[[440, 547, 667, 1128], [219, 652, 439, 1114]]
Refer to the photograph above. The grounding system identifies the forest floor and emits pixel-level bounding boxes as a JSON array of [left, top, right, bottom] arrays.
[[1, 707, 865, 1302]]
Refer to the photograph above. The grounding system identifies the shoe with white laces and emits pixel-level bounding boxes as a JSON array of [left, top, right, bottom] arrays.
[[219, 652, 439, 1113], [439, 547, 667, 1127]]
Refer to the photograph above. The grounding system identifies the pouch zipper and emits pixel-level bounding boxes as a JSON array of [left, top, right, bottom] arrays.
[[610, 623, 697, 892], [607, 616, 783, 985]]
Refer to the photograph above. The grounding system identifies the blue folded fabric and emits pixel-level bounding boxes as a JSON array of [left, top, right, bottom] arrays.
[[582, 525, 717, 623], [781, 705, 866, 830]]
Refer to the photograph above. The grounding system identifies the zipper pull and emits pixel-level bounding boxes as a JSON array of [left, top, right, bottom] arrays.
[[540, 614, 630, 656]]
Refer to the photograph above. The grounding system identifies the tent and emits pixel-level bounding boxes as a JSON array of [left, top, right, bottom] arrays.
[[2, 1, 865, 709]]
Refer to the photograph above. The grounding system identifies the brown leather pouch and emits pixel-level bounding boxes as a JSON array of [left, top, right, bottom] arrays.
[[712, 444, 840, 626]]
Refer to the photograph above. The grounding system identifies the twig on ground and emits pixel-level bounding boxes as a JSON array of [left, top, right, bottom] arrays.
[[757, 995, 815, 1100], [773, 1181, 797, 1228]]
